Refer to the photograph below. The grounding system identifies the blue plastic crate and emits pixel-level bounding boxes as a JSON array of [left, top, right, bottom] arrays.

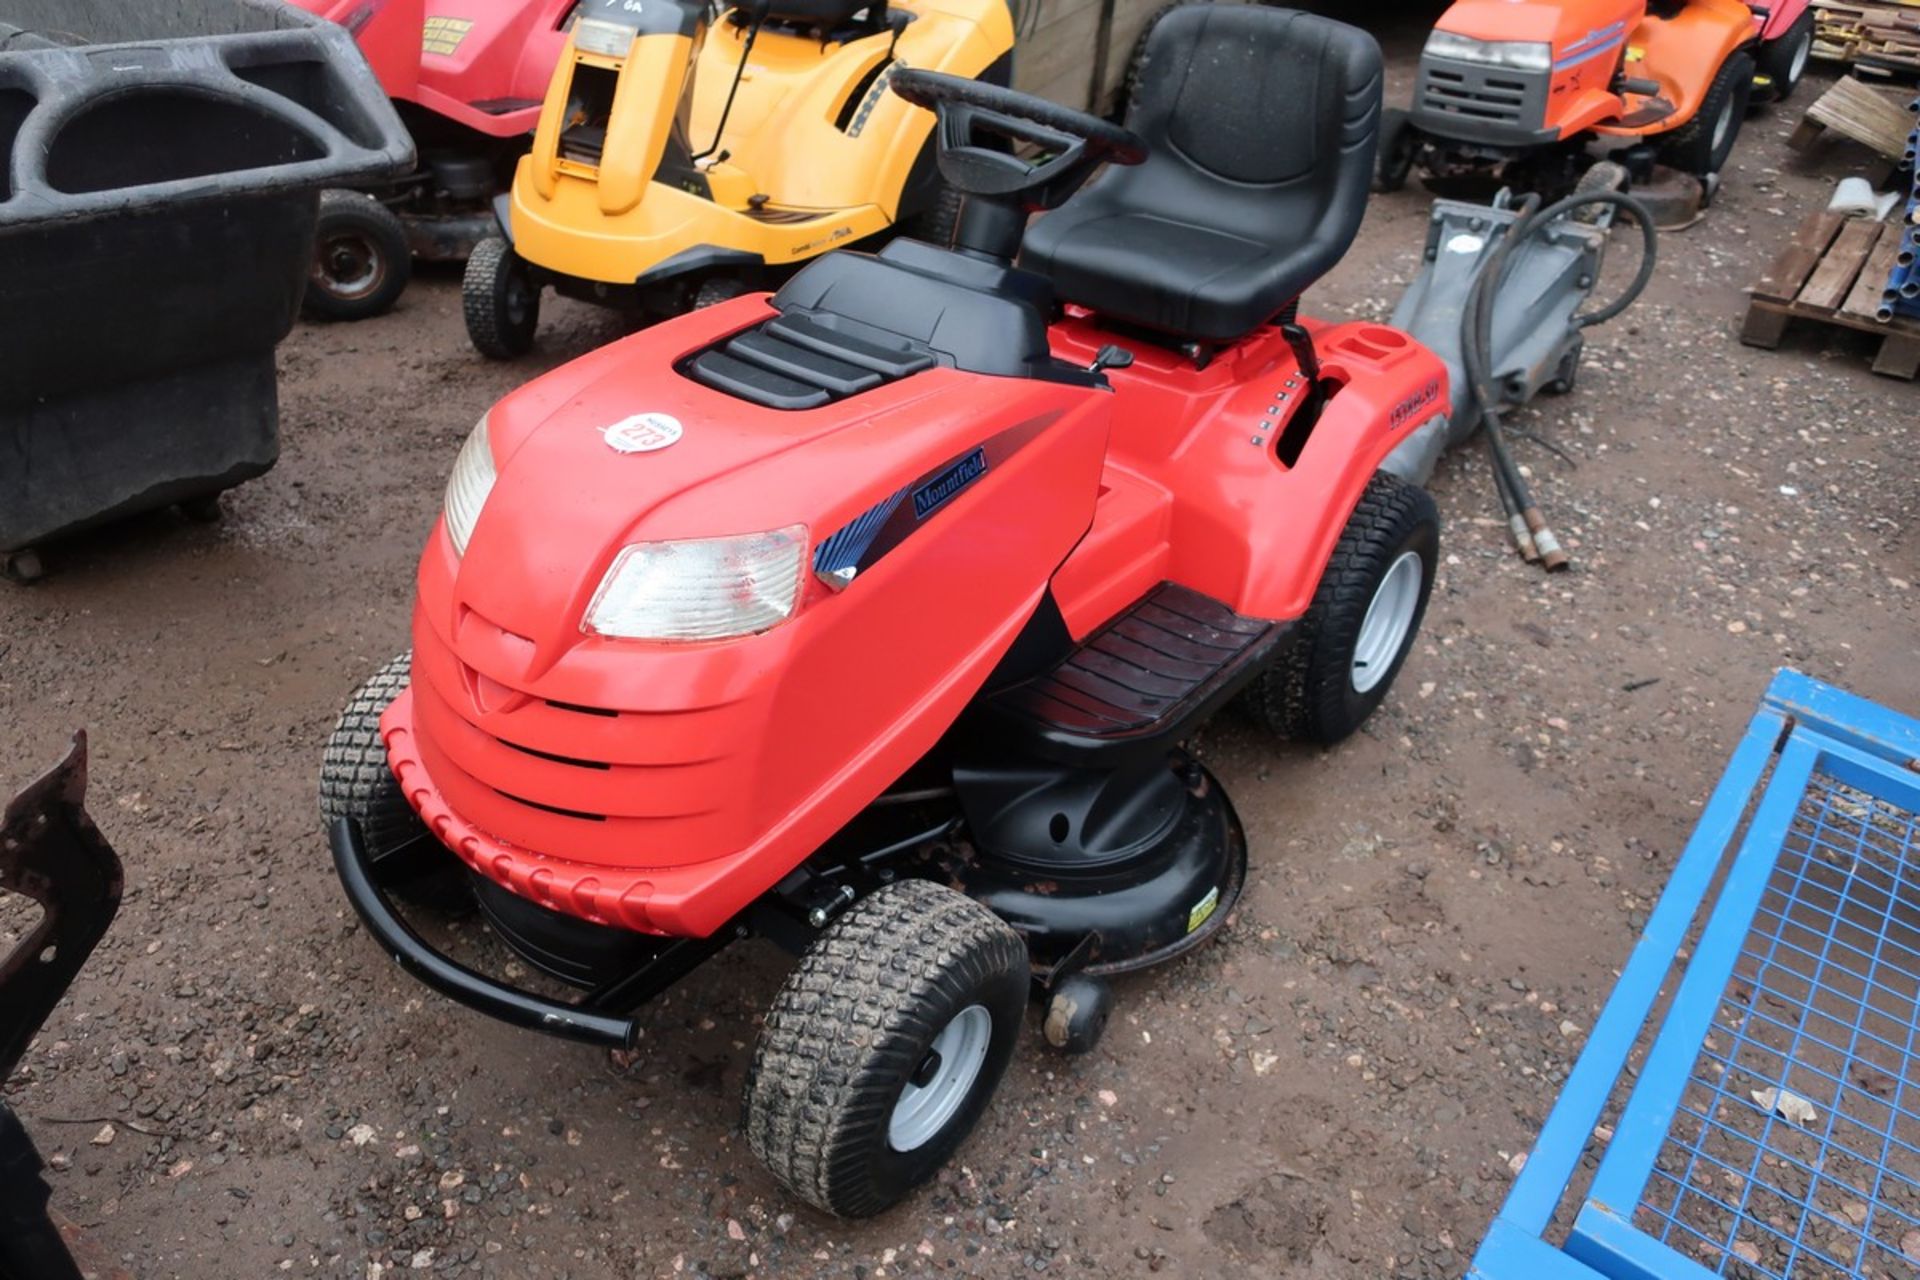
[[1469, 670, 1920, 1280]]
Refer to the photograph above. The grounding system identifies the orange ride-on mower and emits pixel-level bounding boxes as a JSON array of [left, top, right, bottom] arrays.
[[289, 0, 572, 320], [324, 7, 1446, 1214], [1378, 0, 1816, 196]]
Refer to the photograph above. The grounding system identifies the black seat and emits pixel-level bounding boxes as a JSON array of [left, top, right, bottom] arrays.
[[1018, 5, 1383, 344], [752, 0, 870, 28]]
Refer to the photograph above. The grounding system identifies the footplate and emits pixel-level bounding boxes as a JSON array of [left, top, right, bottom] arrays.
[[979, 584, 1291, 763]]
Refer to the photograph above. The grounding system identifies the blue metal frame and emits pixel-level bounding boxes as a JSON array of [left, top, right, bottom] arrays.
[[1469, 669, 1920, 1280]]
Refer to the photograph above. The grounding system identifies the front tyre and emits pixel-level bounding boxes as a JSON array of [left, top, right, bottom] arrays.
[[744, 879, 1028, 1218], [463, 237, 539, 360], [321, 653, 468, 910], [1246, 474, 1439, 746]]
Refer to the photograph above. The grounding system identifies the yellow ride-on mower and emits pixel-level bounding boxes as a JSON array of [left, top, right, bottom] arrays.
[[463, 0, 1014, 357]]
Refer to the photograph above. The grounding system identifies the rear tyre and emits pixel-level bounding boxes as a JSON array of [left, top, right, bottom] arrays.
[[1659, 51, 1754, 177], [1374, 107, 1419, 193], [463, 237, 539, 360], [691, 276, 748, 309], [303, 190, 412, 322], [904, 177, 965, 249], [1117, 2, 1199, 121], [1245, 474, 1439, 746], [1755, 10, 1814, 104], [321, 652, 469, 912], [744, 879, 1028, 1218]]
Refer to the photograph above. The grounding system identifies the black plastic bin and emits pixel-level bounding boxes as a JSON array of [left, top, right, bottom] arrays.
[[0, 0, 410, 574]]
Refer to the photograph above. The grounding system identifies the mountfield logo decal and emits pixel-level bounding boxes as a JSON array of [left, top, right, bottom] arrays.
[[912, 448, 987, 518], [602, 412, 683, 454], [1390, 380, 1442, 428]]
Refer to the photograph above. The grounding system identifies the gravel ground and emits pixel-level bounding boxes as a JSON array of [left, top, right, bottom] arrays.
[[2, 17, 1915, 1280]]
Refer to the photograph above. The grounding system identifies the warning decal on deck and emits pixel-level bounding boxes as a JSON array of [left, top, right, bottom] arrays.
[[422, 16, 474, 56], [1186, 886, 1220, 935]]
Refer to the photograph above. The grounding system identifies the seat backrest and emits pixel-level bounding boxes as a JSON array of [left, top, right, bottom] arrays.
[[1136, 4, 1382, 255], [1092, 5, 1382, 324], [1128, 5, 1379, 188]]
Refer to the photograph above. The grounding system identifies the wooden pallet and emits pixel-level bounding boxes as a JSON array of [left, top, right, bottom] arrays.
[[1812, 0, 1920, 74], [1786, 75, 1918, 156], [1741, 212, 1920, 378]]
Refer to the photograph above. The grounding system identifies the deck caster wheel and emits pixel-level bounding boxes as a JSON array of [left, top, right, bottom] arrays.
[[321, 652, 469, 913], [744, 879, 1027, 1217], [463, 237, 539, 360], [1043, 973, 1112, 1055], [179, 494, 223, 524], [1, 549, 43, 584]]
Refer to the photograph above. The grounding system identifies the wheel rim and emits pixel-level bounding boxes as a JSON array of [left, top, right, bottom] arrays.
[[503, 268, 532, 327], [1788, 33, 1810, 83], [314, 232, 383, 300], [1351, 550, 1423, 694], [888, 1004, 992, 1153], [1711, 93, 1735, 152]]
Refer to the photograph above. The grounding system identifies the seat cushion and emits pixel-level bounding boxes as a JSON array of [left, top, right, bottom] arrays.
[[1032, 208, 1325, 345], [1018, 5, 1382, 343], [756, 0, 868, 27]]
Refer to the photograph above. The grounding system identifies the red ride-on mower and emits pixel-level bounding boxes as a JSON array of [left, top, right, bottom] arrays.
[[324, 6, 1448, 1214], [291, 0, 570, 320]]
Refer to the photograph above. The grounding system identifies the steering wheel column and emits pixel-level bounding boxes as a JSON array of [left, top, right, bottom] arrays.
[[890, 70, 1148, 264]]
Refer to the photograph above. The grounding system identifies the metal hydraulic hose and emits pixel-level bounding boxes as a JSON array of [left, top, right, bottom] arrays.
[[1461, 187, 1658, 572]]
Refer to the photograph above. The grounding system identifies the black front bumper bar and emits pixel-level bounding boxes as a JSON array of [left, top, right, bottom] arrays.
[[330, 818, 724, 1050]]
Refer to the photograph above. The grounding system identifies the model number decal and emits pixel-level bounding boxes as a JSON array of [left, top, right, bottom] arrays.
[[1390, 379, 1441, 428], [912, 448, 987, 519]]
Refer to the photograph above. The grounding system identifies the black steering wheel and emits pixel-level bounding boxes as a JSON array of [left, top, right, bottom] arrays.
[[890, 68, 1147, 211]]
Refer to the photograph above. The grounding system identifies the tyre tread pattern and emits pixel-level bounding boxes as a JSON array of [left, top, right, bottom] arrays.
[[905, 180, 965, 250], [1660, 51, 1754, 176], [744, 879, 1026, 1218], [463, 238, 536, 360], [1756, 10, 1814, 103], [319, 652, 416, 852], [1247, 473, 1437, 745]]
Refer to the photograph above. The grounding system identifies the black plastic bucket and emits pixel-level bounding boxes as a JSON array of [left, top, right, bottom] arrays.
[[0, 0, 411, 562]]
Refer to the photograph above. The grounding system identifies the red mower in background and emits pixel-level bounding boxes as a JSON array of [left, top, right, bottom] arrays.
[[324, 6, 1448, 1214], [290, 0, 571, 319]]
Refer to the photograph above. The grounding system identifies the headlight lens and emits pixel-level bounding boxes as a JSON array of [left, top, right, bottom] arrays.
[[1425, 31, 1552, 73], [572, 17, 637, 57], [584, 526, 808, 642], [443, 415, 496, 557]]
